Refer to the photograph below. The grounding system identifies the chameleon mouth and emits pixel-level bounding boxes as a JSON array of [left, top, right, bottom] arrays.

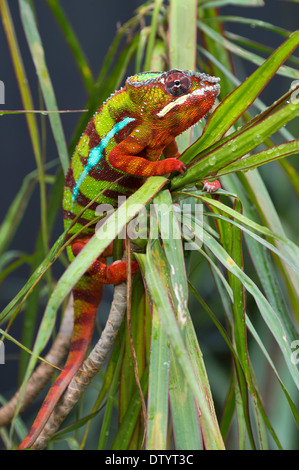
[[157, 83, 220, 118]]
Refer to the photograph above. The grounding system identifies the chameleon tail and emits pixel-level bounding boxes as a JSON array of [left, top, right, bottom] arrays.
[[19, 273, 103, 450]]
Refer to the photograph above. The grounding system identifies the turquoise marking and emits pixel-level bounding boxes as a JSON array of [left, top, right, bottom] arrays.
[[72, 117, 135, 202]]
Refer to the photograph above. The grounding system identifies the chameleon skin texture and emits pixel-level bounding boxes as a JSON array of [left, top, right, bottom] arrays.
[[19, 69, 220, 449]]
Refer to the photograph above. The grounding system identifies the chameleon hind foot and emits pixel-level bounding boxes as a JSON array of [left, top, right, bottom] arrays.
[[202, 179, 221, 193], [71, 239, 139, 284]]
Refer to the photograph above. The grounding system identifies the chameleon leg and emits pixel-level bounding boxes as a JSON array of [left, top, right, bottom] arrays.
[[108, 136, 186, 177], [19, 241, 138, 450], [162, 139, 180, 159], [109, 151, 186, 177]]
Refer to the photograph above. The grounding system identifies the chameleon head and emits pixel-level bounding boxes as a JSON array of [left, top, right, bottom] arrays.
[[126, 69, 220, 132]]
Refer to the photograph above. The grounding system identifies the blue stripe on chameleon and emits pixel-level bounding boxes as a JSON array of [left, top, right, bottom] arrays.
[[72, 116, 136, 202]]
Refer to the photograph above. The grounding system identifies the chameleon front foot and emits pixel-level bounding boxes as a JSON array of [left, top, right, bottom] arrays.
[[157, 158, 186, 175]]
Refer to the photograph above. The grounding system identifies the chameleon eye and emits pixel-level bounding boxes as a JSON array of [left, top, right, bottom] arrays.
[[165, 71, 191, 96]]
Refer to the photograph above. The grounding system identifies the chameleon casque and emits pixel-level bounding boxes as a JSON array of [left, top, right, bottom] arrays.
[[19, 69, 220, 449]]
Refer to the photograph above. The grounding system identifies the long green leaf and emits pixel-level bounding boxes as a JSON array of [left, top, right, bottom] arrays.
[[144, 0, 164, 70], [118, 273, 147, 449], [225, 200, 267, 448], [215, 138, 299, 176], [111, 367, 149, 450], [201, 0, 264, 5], [169, 0, 197, 70], [225, 200, 251, 388], [0, 170, 36, 256], [153, 191, 189, 331], [45, 0, 94, 93], [149, 195, 204, 449], [145, 241, 225, 450], [97, 341, 124, 450], [146, 305, 169, 450], [169, 0, 197, 152], [19, 0, 69, 174], [169, 348, 203, 450], [199, 6, 236, 97], [205, 15, 289, 37]]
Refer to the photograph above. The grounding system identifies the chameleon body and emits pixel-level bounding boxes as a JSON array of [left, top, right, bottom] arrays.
[[20, 69, 220, 449]]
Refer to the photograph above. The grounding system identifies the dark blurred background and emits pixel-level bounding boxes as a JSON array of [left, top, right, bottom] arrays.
[[0, 0, 298, 400]]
